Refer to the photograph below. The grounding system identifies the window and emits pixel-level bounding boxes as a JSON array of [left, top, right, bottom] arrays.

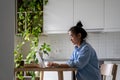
[[16, 0, 44, 35]]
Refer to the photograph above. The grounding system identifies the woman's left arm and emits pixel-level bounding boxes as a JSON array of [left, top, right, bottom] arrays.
[[47, 62, 70, 68]]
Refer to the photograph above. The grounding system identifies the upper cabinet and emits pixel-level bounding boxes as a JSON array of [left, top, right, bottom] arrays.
[[44, 0, 120, 34], [104, 0, 120, 32], [74, 0, 104, 31], [44, 0, 104, 34], [44, 0, 74, 34]]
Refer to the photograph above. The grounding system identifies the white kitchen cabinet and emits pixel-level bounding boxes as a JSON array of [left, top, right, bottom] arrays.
[[104, 0, 120, 32], [44, 0, 74, 34], [44, 0, 106, 33], [74, 0, 104, 31]]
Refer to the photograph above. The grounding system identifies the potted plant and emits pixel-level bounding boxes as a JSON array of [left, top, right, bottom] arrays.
[[14, 0, 50, 80]]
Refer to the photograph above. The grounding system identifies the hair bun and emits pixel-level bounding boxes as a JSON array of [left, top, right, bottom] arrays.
[[76, 21, 83, 28]]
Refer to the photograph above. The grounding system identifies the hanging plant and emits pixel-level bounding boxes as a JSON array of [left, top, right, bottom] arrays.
[[15, 0, 50, 80]]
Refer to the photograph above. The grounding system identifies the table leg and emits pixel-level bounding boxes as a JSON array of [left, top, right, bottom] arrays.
[[72, 71, 76, 80], [58, 71, 63, 80], [40, 71, 44, 80]]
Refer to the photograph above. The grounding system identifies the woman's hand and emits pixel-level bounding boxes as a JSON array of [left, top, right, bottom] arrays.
[[47, 62, 59, 67], [47, 62, 70, 68]]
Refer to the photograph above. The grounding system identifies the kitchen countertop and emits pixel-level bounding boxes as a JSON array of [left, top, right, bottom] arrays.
[[99, 58, 120, 61], [44, 58, 120, 61]]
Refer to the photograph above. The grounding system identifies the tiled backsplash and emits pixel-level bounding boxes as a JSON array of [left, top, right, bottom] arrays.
[[39, 32, 120, 59], [15, 32, 120, 59]]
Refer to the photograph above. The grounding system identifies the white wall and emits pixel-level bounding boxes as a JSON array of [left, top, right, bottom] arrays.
[[0, 0, 15, 80]]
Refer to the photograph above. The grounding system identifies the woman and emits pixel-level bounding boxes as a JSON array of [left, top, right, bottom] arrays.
[[47, 21, 101, 80]]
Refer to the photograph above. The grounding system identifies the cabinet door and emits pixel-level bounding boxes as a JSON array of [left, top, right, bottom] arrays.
[[105, 0, 120, 32], [74, 0, 104, 30], [44, 0, 73, 34]]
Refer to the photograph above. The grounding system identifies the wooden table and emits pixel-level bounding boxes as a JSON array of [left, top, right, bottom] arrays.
[[14, 67, 76, 80]]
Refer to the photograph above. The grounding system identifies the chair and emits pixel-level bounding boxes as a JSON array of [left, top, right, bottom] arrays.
[[100, 64, 118, 80]]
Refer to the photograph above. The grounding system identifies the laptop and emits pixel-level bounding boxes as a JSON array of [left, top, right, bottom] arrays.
[[36, 51, 46, 68]]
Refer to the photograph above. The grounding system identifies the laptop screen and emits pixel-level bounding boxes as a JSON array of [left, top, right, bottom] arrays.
[[36, 52, 45, 68]]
